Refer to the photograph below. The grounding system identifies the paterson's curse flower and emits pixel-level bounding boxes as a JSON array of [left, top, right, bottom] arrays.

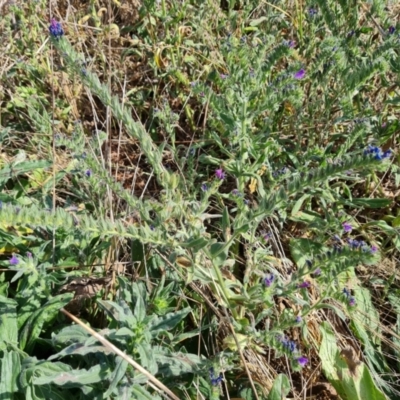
[[9, 255, 19, 266], [342, 221, 352, 233], [49, 18, 64, 39], [264, 273, 274, 287], [297, 356, 308, 367], [294, 69, 306, 79], [215, 168, 225, 180]]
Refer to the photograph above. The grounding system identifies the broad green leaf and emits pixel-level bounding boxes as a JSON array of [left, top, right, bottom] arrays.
[[289, 238, 324, 267], [148, 307, 191, 336], [0, 350, 21, 398], [182, 237, 208, 252], [51, 325, 90, 347], [0, 295, 18, 345], [350, 198, 392, 208], [19, 293, 73, 352], [267, 374, 290, 400], [103, 356, 128, 398], [319, 322, 387, 400], [33, 364, 109, 388]]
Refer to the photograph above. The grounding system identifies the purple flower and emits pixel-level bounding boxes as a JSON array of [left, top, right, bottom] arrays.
[[215, 168, 225, 180], [201, 183, 208, 192], [231, 189, 241, 196], [279, 336, 297, 353], [311, 268, 321, 277], [220, 73, 228, 79], [49, 18, 64, 39], [294, 69, 305, 79], [342, 222, 352, 233], [9, 255, 19, 266], [85, 169, 92, 177], [308, 8, 317, 16], [26, 252, 32, 258], [263, 232, 272, 242], [295, 316, 302, 323], [388, 26, 395, 35], [343, 288, 350, 297], [298, 281, 311, 289], [297, 356, 308, 367], [348, 297, 356, 307], [264, 273, 274, 287], [209, 368, 223, 386], [370, 245, 378, 253]]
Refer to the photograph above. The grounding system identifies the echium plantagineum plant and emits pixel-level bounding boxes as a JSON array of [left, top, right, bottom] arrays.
[[44, 12, 398, 399]]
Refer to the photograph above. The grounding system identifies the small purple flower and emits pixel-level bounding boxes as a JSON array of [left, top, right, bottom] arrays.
[[49, 18, 64, 39], [388, 26, 395, 35], [342, 222, 352, 233], [382, 150, 392, 159], [9, 255, 19, 266], [26, 252, 32, 258], [348, 297, 356, 307], [295, 316, 302, 323], [264, 273, 274, 287], [209, 368, 223, 386], [190, 81, 197, 87], [263, 232, 272, 242], [298, 281, 311, 289], [308, 8, 317, 16], [85, 169, 92, 177], [201, 183, 208, 192], [215, 168, 225, 180], [232, 189, 240, 196], [220, 73, 228, 79], [343, 287, 350, 297], [294, 69, 305, 79], [311, 268, 321, 277], [370, 245, 378, 253], [297, 356, 308, 367], [279, 336, 297, 353]]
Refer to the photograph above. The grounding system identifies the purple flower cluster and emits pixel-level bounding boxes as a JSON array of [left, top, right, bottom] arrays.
[[49, 18, 64, 39], [277, 336, 308, 368], [264, 273, 274, 287], [343, 288, 356, 307], [364, 145, 392, 161], [209, 368, 223, 386]]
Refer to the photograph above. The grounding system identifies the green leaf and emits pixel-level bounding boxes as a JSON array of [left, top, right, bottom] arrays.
[[289, 238, 324, 267], [319, 322, 387, 400], [0, 295, 18, 345], [0, 350, 21, 398], [182, 237, 209, 252], [148, 307, 191, 336], [103, 356, 129, 398], [350, 198, 392, 208], [33, 364, 109, 388], [19, 293, 74, 352], [267, 374, 290, 400]]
